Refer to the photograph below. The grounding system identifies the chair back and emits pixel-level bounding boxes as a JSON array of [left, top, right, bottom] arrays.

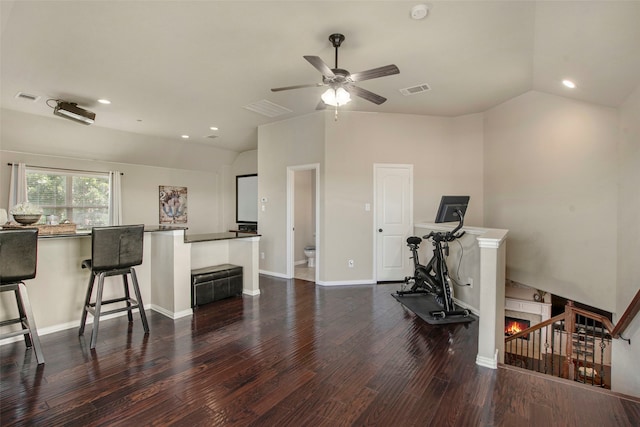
[[0, 229, 38, 284], [90, 225, 144, 271]]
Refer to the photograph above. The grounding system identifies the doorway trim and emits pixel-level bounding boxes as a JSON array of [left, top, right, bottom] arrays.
[[286, 163, 320, 282]]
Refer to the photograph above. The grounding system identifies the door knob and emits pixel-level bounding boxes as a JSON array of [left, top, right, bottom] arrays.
[[378, 228, 383, 232]]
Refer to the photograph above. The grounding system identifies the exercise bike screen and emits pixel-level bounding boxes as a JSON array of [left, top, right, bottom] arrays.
[[434, 195, 469, 223]]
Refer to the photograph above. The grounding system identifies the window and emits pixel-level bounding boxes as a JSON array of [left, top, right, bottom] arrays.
[[26, 167, 110, 229]]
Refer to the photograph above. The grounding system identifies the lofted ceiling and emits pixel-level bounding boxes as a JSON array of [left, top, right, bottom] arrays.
[[1, 1, 639, 153]]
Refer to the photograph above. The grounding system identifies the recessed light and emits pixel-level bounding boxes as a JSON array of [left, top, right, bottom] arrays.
[[97, 99, 111, 104], [562, 79, 576, 89], [210, 126, 218, 131], [181, 135, 189, 139]]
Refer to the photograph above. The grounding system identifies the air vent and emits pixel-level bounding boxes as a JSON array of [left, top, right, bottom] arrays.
[[399, 84, 431, 96], [205, 134, 218, 139], [244, 100, 292, 118], [15, 92, 41, 102]]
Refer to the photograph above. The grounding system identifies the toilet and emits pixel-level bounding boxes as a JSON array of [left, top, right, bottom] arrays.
[[303, 246, 316, 268]]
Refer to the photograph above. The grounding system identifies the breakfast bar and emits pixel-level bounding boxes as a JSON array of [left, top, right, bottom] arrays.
[[0, 226, 260, 339]]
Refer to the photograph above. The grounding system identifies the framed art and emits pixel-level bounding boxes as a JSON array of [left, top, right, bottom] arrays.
[[159, 185, 187, 224]]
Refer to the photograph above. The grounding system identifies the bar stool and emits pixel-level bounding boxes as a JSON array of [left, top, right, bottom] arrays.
[[79, 224, 149, 349], [0, 229, 44, 364]]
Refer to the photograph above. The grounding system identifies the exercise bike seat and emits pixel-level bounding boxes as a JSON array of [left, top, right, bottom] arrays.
[[406, 236, 422, 245]]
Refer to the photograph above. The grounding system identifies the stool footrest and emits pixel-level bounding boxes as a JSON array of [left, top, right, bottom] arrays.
[[85, 304, 141, 318], [0, 327, 33, 340], [85, 297, 141, 316], [88, 296, 137, 307], [0, 318, 25, 328]]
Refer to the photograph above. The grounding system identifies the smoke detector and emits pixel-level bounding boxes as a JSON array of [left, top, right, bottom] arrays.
[[411, 4, 429, 20]]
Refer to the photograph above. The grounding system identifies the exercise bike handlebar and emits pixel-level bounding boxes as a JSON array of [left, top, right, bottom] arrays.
[[423, 209, 466, 242]]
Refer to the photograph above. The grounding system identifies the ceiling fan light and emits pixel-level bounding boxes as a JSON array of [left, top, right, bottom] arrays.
[[321, 87, 351, 107]]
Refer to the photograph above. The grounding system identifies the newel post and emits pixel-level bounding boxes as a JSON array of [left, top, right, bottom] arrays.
[[475, 229, 509, 369], [564, 300, 575, 380]]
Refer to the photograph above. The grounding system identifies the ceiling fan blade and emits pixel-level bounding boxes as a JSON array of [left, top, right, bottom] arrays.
[[349, 85, 387, 105], [350, 64, 399, 82], [271, 83, 324, 92], [316, 101, 327, 110], [304, 55, 335, 77]]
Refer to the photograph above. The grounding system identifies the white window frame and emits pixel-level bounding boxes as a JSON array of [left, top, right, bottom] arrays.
[[24, 166, 111, 229]]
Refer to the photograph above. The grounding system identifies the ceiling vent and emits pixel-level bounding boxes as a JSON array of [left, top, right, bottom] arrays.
[[399, 84, 431, 96], [244, 100, 292, 118], [15, 92, 41, 102]]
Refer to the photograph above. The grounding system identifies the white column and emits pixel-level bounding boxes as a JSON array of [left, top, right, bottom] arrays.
[[476, 230, 508, 369], [229, 236, 261, 296], [149, 230, 192, 319]]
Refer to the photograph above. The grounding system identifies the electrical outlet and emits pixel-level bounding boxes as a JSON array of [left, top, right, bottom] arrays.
[[348, 259, 354, 268], [260, 252, 265, 260], [467, 277, 473, 288]]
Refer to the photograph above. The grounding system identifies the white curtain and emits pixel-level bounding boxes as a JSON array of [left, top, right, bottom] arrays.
[[8, 163, 28, 220], [109, 171, 122, 225]]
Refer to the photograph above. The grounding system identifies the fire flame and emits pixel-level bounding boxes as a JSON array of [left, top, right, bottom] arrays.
[[505, 322, 523, 335]]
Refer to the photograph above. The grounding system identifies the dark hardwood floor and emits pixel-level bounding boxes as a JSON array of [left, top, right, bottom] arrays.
[[2, 276, 639, 426]]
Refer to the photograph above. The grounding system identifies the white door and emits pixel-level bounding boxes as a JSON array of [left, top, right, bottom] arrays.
[[375, 164, 413, 282]]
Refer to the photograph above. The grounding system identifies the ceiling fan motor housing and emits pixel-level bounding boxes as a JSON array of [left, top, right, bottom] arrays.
[[329, 33, 345, 48], [323, 68, 351, 86]]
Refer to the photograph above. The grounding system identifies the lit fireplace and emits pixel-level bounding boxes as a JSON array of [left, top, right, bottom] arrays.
[[505, 316, 531, 340]]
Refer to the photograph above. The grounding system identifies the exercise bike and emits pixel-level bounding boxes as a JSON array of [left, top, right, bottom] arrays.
[[396, 207, 470, 320]]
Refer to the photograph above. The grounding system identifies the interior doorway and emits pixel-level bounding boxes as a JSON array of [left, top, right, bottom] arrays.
[[287, 164, 319, 283], [374, 164, 413, 282]]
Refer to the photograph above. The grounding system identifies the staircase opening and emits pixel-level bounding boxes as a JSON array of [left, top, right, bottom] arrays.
[[503, 281, 619, 390]]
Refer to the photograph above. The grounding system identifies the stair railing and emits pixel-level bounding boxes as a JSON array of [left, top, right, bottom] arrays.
[[610, 288, 640, 342], [505, 301, 614, 387]]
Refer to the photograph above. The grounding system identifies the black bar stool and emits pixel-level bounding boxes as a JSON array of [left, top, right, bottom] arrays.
[[79, 224, 149, 349], [0, 229, 44, 364]]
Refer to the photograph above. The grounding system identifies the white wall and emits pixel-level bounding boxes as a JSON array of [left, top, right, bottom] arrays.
[[2, 151, 228, 234], [1, 108, 237, 172], [1, 108, 239, 234], [229, 149, 258, 231], [612, 84, 640, 397], [257, 113, 325, 276], [322, 112, 484, 283], [257, 110, 484, 282], [483, 91, 619, 311]]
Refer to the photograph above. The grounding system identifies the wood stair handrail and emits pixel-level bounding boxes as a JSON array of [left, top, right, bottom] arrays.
[[568, 305, 615, 333], [504, 290, 640, 343], [611, 288, 640, 339]]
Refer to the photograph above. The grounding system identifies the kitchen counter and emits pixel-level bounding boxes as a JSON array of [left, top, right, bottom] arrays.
[[0, 226, 260, 339], [185, 231, 259, 243], [0, 224, 188, 238]]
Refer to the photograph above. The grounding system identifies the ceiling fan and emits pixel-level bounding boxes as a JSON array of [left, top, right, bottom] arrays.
[[271, 33, 400, 109]]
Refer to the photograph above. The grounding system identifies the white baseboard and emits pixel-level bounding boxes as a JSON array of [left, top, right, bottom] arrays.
[[149, 304, 192, 320], [243, 289, 261, 296], [476, 349, 499, 369], [259, 270, 290, 279], [316, 279, 375, 286]]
